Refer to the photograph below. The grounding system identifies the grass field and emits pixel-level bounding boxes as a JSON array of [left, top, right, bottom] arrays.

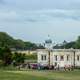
[[0, 70, 80, 80]]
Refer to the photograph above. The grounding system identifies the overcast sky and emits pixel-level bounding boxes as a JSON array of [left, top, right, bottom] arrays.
[[0, 0, 80, 44]]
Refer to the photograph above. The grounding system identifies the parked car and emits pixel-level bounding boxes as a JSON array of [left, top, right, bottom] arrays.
[[30, 63, 38, 69]]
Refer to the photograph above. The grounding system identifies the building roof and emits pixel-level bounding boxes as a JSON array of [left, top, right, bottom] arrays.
[[37, 49, 80, 52]]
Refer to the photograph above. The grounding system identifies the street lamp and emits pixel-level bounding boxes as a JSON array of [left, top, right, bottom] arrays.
[[71, 48, 76, 69]]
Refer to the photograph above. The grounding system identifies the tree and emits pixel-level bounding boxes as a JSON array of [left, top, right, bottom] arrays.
[[53, 41, 76, 49], [2, 47, 12, 66], [75, 36, 80, 49], [14, 39, 25, 50], [0, 47, 12, 66], [64, 42, 76, 49], [13, 52, 26, 66], [26, 54, 37, 60], [0, 32, 43, 50], [0, 32, 15, 48]]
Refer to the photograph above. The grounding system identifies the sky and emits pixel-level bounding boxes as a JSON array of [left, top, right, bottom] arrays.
[[0, 0, 80, 44]]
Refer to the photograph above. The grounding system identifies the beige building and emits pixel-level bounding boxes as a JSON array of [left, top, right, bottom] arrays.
[[12, 50, 37, 55], [37, 49, 80, 68]]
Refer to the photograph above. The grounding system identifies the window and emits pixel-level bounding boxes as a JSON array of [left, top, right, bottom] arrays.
[[54, 55, 58, 61], [41, 55, 44, 60], [60, 55, 64, 61], [41, 55, 46, 61], [77, 55, 80, 61], [67, 55, 70, 61], [44, 55, 46, 60]]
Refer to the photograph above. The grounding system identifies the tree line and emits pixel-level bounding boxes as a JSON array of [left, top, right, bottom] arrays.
[[54, 36, 80, 49], [0, 32, 44, 50], [0, 47, 26, 66], [0, 32, 39, 66]]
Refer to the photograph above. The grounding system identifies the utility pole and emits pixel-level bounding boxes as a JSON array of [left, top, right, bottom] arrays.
[[45, 35, 52, 68], [48, 50, 50, 67], [73, 50, 76, 68]]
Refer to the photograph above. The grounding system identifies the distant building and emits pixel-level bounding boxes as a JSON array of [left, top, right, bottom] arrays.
[[12, 50, 37, 55], [37, 37, 80, 68], [37, 49, 80, 68]]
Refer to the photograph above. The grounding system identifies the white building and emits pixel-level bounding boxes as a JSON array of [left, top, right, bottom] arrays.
[[37, 37, 80, 68], [37, 49, 80, 68]]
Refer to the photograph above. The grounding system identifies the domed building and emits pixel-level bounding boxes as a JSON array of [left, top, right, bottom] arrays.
[[44, 36, 53, 50], [37, 37, 80, 70]]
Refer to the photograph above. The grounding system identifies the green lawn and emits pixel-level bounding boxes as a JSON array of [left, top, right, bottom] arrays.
[[0, 70, 80, 80]]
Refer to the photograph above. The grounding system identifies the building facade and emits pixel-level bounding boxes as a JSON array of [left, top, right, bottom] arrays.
[[12, 50, 37, 55], [37, 49, 80, 68]]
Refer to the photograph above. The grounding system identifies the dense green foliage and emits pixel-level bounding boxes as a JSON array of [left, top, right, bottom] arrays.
[[54, 36, 80, 49], [26, 54, 37, 60], [12, 52, 26, 66], [0, 47, 26, 66], [0, 47, 12, 66], [0, 32, 15, 48], [75, 36, 80, 49], [0, 32, 44, 50], [54, 41, 76, 49]]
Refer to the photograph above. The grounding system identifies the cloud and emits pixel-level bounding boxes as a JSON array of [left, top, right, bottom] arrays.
[[0, 9, 80, 23], [1, 0, 80, 11], [19, 9, 80, 23], [13, 0, 80, 10]]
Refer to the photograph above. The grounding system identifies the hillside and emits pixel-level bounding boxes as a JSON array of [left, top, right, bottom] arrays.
[[0, 32, 44, 50]]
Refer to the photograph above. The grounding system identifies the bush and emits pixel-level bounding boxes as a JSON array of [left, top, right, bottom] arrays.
[[26, 54, 37, 60]]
